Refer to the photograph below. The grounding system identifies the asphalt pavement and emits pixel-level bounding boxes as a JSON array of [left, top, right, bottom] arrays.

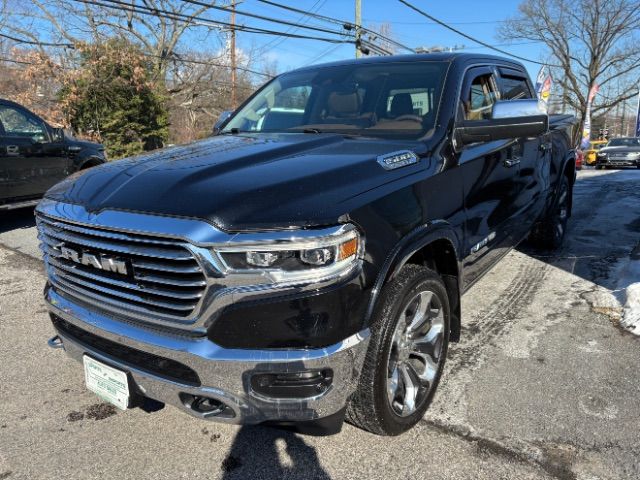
[[1, 169, 639, 480]]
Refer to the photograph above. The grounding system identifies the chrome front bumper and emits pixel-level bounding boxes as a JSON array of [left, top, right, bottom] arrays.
[[46, 287, 370, 424]]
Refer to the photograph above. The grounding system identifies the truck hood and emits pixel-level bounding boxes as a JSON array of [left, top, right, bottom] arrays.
[[45, 133, 429, 231]]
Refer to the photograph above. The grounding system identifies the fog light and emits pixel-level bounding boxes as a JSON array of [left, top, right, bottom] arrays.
[[251, 370, 333, 399]]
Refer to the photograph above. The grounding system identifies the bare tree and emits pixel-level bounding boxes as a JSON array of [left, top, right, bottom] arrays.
[[501, 0, 640, 143], [166, 51, 258, 143], [2, 0, 224, 76]]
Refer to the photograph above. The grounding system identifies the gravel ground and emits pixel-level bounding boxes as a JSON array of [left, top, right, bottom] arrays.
[[1, 168, 639, 480]]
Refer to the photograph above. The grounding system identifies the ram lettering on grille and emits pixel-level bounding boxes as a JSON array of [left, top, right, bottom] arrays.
[[59, 245, 128, 275]]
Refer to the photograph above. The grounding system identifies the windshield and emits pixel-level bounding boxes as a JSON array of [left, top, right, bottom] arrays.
[[223, 61, 448, 139], [607, 137, 640, 147]]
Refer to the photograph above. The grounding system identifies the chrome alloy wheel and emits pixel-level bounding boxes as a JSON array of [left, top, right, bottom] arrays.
[[386, 290, 445, 417]]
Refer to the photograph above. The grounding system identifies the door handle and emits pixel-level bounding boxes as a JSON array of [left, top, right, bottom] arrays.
[[504, 158, 520, 168], [6, 145, 20, 156]]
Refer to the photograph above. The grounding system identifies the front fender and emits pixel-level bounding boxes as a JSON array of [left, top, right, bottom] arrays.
[[364, 221, 463, 338]]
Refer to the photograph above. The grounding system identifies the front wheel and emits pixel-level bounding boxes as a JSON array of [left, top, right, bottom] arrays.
[[346, 265, 450, 435]]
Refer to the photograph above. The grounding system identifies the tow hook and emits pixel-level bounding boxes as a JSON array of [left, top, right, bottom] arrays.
[[48, 335, 64, 350]]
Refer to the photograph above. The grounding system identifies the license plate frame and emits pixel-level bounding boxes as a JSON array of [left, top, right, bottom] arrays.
[[83, 355, 130, 410]]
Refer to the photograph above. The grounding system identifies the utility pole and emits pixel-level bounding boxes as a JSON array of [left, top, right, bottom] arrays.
[[355, 0, 362, 58], [230, 0, 237, 109]]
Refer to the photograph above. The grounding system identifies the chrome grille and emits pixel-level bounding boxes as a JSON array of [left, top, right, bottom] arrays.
[[36, 213, 207, 321]]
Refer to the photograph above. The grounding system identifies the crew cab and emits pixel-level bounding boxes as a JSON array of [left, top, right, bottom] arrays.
[[0, 99, 105, 210], [38, 53, 576, 436]]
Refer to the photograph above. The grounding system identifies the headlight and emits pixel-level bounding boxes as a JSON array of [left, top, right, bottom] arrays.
[[215, 224, 361, 285], [597, 152, 606, 157]]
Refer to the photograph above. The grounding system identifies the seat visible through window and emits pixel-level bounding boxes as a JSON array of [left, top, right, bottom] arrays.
[[389, 93, 414, 118]]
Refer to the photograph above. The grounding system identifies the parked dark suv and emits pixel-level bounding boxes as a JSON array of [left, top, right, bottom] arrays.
[[0, 99, 106, 210]]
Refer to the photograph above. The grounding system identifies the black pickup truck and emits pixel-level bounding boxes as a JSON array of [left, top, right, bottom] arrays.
[[0, 99, 105, 210], [38, 53, 577, 436]]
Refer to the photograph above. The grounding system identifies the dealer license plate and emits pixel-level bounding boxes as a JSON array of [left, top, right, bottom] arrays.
[[83, 356, 129, 410]]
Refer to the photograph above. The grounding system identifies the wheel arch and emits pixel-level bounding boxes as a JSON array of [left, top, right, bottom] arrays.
[[366, 222, 463, 342], [77, 156, 105, 170]]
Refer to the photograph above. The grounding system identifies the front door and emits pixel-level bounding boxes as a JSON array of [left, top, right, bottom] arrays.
[[456, 67, 523, 289], [496, 68, 550, 241], [0, 103, 71, 201]]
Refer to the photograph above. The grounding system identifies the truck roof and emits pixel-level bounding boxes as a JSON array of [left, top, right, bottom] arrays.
[[292, 52, 527, 75]]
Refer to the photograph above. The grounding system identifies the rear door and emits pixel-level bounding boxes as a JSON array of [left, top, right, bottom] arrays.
[[457, 66, 523, 288], [497, 67, 550, 240], [0, 102, 71, 200]]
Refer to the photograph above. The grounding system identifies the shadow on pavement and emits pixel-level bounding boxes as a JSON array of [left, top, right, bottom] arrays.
[[220, 425, 331, 480], [518, 169, 640, 294], [0, 206, 37, 234]]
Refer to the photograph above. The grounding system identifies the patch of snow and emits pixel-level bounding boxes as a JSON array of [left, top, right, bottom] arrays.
[[618, 260, 640, 335]]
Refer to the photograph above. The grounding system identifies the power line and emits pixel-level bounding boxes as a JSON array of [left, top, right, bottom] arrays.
[[0, 55, 259, 92], [255, 0, 326, 55], [257, 0, 415, 53], [177, 0, 346, 39], [70, 0, 354, 45], [301, 43, 343, 67], [1, 35, 272, 77], [0, 56, 35, 66], [0, 29, 275, 77], [150, 53, 274, 77], [0, 32, 73, 48], [397, 0, 559, 67]]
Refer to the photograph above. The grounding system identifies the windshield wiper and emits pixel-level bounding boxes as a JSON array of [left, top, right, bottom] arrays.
[[302, 128, 322, 134]]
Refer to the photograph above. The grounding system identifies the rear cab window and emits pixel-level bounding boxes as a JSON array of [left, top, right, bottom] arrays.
[[497, 68, 533, 100]]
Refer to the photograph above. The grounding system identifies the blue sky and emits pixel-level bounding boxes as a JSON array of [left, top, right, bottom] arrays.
[[218, 0, 548, 80]]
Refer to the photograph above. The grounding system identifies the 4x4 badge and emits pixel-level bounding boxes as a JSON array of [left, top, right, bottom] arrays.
[[376, 151, 419, 170]]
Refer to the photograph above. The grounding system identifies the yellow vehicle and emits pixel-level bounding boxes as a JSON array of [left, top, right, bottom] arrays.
[[585, 140, 608, 165]]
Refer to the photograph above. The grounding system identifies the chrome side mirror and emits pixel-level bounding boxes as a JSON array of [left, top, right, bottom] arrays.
[[491, 99, 547, 119], [456, 99, 549, 146]]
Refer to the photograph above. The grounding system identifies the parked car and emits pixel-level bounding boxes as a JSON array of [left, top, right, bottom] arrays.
[[575, 149, 583, 170], [595, 137, 640, 169], [0, 99, 105, 211], [584, 139, 607, 165], [37, 53, 577, 436]]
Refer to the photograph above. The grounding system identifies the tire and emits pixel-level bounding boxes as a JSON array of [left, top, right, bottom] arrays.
[[346, 264, 450, 436], [529, 174, 570, 250], [595, 165, 603, 170]]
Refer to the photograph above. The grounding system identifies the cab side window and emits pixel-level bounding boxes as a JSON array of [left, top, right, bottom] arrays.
[[462, 73, 498, 121], [500, 75, 532, 100], [0, 105, 48, 142]]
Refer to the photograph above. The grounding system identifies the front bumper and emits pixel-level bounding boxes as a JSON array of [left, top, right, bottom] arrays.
[[596, 157, 639, 167], [46, 286, 370, 424]]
